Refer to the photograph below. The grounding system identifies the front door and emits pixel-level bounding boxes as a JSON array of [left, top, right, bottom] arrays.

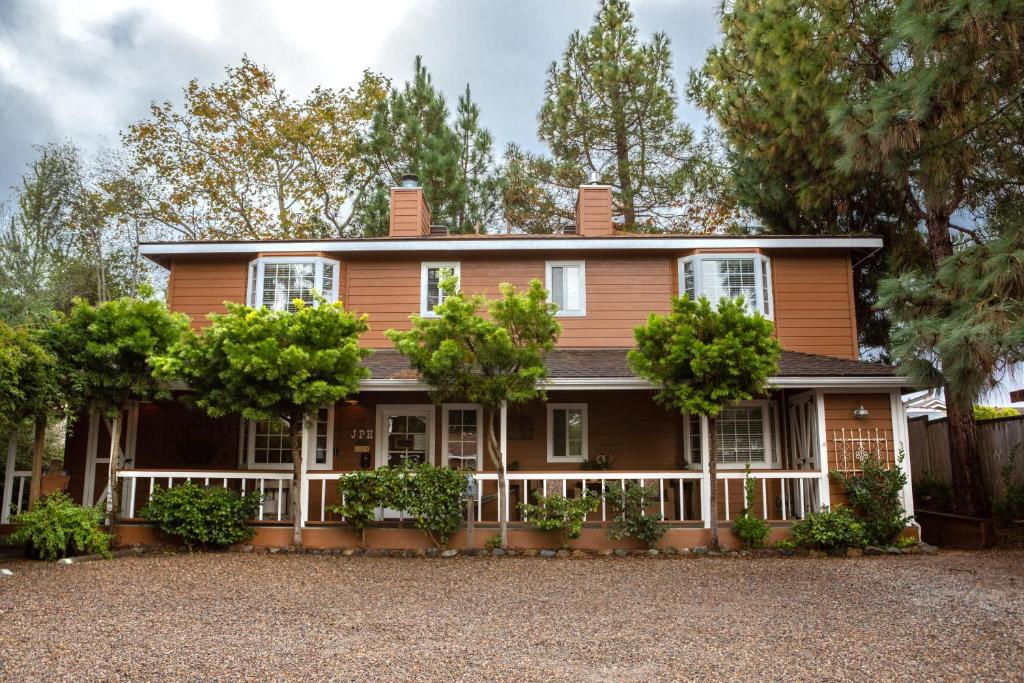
[[375, 405, 435, 518]]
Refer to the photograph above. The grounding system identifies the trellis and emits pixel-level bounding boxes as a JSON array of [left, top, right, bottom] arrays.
[[831, 427, 893, 475]]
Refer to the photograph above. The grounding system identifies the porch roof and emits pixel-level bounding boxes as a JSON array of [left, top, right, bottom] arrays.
[[363, 348, 905, 387]]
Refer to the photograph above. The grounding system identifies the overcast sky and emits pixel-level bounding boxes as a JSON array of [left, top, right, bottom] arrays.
[[0, 0, 720, 197]]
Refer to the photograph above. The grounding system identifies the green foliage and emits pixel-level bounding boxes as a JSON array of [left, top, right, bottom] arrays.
[[772, 538, 799, 552], [328, 470, 386, 546], [913, 473, 954, 513], [153, 299, 370, 425], [9, 492, 110, 560], [53, 292, 189, 416], [993, 456, 1024, 526], [0, 323, 66, 438], [506, 0, 734, 232], [731, 515, 771, 550], [603, 480, 666, 548], [831, 451, 912, 547], [580, 454, 614, 471], [355, 57, 502, 235], [377, 463, 468, 547], [519, 491, 599, 545], [974, 405, 1019, 421], [139, 481, 260, 550], [484, 534, 503, 551], [629, 295, 781, 419], [896, 535, 918, 549], [792, 507, 866, 551]]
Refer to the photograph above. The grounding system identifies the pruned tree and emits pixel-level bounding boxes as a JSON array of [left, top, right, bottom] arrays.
[[386, 275, 560, 547], [52, 293, 189, 533], [122, 56, 387, 240], [629, 296, 780, 548], [152, 300, 370, 546]]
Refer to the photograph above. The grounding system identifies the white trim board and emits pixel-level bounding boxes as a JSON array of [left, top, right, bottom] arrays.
[[140, 236, 884, 261]]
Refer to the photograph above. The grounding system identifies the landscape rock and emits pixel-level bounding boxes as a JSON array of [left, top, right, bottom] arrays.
[[0, 568, 13, 576], [920, 543, 938, 555], [521, 548, 538, 557], [865, 546, 885, 556], [647, 549, 660, 557], [597, 548, 614, 556], [846, 548, 863, 558], [613, 548, 628, 557], [492, 548, 506, 557], [57, 558, 74, 565], [242, 545, 254, 553], [440, 549, 458, 558], [539, 550, 557, 558], [571, 549, 587, 558], [808, 550, 827, 559], [886, 547, 902, 555]]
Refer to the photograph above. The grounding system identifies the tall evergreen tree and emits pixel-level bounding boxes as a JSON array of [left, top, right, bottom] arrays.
[[504, 0, 734, 233], [354, 57, 502, 235]]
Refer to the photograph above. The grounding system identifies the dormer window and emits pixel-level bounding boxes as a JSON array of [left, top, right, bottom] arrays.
[[679, 254, 773, 318], [247, 257, 339, 311]]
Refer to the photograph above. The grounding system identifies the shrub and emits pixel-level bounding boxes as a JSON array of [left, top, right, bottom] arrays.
[[603, 481, 666, 548], [973, 405, 1019, 421], [520, 491, 599, 545], [580, 454, 614, 471], [993, 455, 1024, 526], [731, 515, 771, 549], [328, 470, 384, 546], [380, 462, 467, 548], [139, 480, 260, 550], [913, 472, 954, 513], [831, 451, 912, 547], [792, 507, 866, 550], [9, 492, 111, 561]]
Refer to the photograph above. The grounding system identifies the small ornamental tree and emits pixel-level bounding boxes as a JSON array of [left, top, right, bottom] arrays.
[[387, 275, 560, 548], [629, 296, 780, 549], [152, 300, 370, 546], [54, 294, 189, 533]]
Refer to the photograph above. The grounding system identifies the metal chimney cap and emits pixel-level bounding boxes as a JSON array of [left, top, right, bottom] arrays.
[[587, 171, 601, 185], [400, 174, 420, 188]]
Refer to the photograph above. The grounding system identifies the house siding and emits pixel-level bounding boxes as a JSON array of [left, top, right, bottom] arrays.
[[771, 251, 859, 359]]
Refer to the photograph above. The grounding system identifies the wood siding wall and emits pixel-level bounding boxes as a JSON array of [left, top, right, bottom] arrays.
[[822, 392, 895, 505], [165, 248, 860, 356]]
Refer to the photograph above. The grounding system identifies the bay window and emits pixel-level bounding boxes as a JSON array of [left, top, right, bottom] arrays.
[[246, 257, 339, 311], [545, 261, 586, 316], [679, 254, 773, 318]]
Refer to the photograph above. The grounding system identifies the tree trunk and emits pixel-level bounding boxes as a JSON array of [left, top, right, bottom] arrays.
[[707, 415, 719, 550], [610, 93, 636, 227], [483, 406, 507, 548], [290, 413, 304, 547], [924, 210, 954, 269], [945, 395, 989, 517], [28, 414, 47, 505], [106, 412, 122, 537]]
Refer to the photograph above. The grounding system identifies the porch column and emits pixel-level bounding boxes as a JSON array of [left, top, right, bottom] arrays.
[[500, 401, 508, 523], [1, 433, 16, 524], [699, 415, 711, 528], [814, 390, 831, 510], [299, 416, 312, 528], [889, 390, 916, 520]]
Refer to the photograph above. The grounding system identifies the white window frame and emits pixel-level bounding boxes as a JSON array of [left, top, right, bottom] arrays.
[[375, 404, 436, 468], [678, 253, 773, 319], [420, 262, 461, 317], [545, 260, 587, 317], [441, 403, 483, 471], [241, 404, 335, 471], [684, 400, 780, 469], [546, 403, 589, 463], [246, 256, 340, 310]]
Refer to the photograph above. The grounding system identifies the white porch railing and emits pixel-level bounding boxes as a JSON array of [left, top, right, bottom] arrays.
[[1, 471, 31, 523], [115, 468, 827, 527]]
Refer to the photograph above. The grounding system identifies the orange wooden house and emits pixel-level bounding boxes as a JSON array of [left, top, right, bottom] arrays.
[[4, 179, 918, 549]]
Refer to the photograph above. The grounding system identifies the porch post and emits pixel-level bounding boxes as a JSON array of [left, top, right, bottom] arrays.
[[83, 410, 100, 506], [889, 390, 916, 520], [1, 433, 16, 524], [500, 401, 508, 523], [299, 416, 311, 528], [699, 415, 711, 528], [814, 390, 831, 510]]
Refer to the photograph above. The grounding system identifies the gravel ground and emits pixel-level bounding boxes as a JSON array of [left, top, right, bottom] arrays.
[[0, 550, 1022, 682]]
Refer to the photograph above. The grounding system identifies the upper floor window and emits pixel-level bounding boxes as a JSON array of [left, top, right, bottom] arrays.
[[421, 262, 460, 316], [247, 257, 339, 311], [679, 254, 772, 318], [545, 261, 586, 316]]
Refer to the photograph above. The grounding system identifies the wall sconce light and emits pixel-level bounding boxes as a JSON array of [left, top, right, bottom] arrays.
[[345, 398, 359, 406], [853, 404, 870, 420]]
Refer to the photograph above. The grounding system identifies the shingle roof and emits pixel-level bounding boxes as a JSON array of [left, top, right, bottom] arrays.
[[363, 348, 900, 380]]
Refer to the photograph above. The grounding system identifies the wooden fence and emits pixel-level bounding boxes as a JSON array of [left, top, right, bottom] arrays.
[[908, 415, 1024, 498]]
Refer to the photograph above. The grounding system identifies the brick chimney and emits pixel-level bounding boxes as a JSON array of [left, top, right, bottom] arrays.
[[574, 176, 614, 236], [389, 174, 431, 237]]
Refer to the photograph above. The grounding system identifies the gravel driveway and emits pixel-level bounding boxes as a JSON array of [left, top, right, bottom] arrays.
[[0, 550, 1021, 682]]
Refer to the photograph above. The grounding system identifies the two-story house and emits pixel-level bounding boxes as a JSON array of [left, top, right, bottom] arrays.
[[48, 178, 916, 549]]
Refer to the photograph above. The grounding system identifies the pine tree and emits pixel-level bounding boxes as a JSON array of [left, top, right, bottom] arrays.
[[354, 58, 502, 235], [505, 0, 733, 233]]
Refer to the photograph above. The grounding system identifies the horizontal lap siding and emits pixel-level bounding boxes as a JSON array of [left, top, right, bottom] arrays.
[[823, 393, 895, 506], [771, 251, 859, 359], [168, 257, 248, 329]]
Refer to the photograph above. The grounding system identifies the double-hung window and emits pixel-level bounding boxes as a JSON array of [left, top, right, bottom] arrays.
[[547, 403, 588, 463], [545, 261, 586, 316], [420, 262, 460, 316], [247, 257, 339, 311], [679, 254, 773, 318], [442, 404, 482, 470], [241, 406, 334, 471], [684, 401, 779, 468]]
